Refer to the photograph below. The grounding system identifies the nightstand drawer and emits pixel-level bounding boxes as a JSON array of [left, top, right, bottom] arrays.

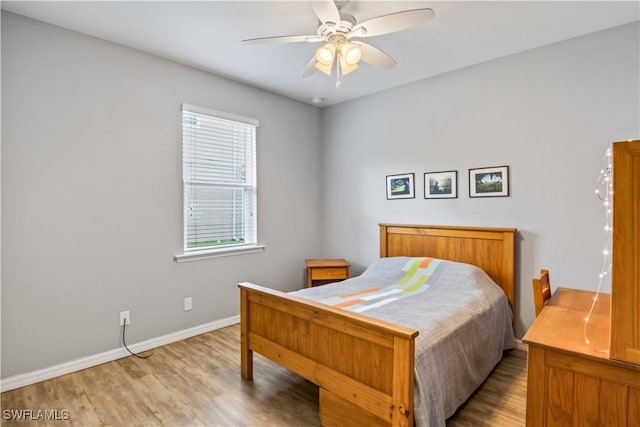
[[311, 267, 349, 280]]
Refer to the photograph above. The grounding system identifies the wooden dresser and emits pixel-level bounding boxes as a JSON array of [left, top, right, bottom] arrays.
[[523, 288, 640, 426], [523, 140, 640, 426]]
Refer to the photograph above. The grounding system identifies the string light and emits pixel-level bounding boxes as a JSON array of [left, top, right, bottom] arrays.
[[584, 147, 613, 345]]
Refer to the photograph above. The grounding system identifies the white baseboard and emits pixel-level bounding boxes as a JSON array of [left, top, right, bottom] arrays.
[[0, 315, 240, 393]]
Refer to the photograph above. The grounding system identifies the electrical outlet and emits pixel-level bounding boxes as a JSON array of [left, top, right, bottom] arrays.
[[119, 310, 130, 326], [184, 297, 192, 311]]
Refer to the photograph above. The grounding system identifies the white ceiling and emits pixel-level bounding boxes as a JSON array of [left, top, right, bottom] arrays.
[[2, 1, 639, 107]]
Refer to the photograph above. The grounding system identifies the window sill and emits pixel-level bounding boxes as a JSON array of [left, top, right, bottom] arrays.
[[174, 244, 266, 263]]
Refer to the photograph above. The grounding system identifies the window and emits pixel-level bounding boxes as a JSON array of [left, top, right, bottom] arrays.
[[180, 103, 259, 257]]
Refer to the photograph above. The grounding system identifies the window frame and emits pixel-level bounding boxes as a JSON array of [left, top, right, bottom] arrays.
[[175, 103, 263, 262]]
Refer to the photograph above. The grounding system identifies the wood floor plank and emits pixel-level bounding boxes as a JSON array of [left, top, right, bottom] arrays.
[[447, 349, 527, 427], [1, 325, 526, 426]]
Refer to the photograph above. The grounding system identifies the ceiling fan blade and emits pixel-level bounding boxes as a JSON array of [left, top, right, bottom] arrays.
[[242, 34, 324, 44], [302, 56, 318, 78], [353, 41, 396, 69], [312, 0, 340, 25], [350, 8, 434, 38]]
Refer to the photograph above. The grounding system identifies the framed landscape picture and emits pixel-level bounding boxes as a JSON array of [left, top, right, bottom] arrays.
[[469, 166, 509, 197], [424, 170, 457, 199], [386, 173, 415, 199]]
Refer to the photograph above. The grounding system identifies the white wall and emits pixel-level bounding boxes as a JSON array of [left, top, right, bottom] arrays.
[[1, 12, 323, 378], [320, 22, 640, 338]]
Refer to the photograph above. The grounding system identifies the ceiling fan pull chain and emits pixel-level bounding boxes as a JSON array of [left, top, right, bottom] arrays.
[[336, 58, 342, 88]]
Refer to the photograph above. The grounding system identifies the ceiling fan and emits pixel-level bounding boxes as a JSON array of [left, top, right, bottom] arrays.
[[242, 0, 435, 85]]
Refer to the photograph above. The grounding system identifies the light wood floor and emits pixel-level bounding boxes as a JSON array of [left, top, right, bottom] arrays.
[[1, 324, 527, 426]]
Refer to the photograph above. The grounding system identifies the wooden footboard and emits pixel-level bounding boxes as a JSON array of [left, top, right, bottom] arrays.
[[239, 282, 419, 427]]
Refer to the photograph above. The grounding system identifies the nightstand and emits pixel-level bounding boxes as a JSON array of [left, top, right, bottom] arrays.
[[305, 259, 350, 288]]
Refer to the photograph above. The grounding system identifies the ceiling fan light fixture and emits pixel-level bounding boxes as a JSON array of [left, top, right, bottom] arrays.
[[338, 55, 359, 75], [315, 43, 336, 65], [340, 43, 362, 66], [314, 61, 333, 75]]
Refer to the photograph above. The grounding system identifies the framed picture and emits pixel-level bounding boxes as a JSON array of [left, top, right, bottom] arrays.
[[469, 166, 510, 197], [386, 173, 415, 199], [424, 171, 457, 199]]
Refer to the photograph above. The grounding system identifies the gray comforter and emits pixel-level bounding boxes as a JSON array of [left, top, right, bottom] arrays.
[[290, 257, 515, 427]]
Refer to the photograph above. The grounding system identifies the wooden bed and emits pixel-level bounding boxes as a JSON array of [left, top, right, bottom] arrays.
[[238, 224, 516, 427]]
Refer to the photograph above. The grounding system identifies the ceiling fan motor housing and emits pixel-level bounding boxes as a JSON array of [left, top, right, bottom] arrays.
[[317, 12, 357, 39]]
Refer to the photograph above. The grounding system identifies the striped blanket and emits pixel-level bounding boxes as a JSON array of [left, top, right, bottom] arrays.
[[317, 257, 441, 313]]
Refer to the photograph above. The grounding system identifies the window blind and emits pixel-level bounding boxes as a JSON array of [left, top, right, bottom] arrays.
[[182, 104, 258, 251]]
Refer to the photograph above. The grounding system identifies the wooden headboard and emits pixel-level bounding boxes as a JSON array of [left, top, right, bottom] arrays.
[[380, 224, 517, 316]]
